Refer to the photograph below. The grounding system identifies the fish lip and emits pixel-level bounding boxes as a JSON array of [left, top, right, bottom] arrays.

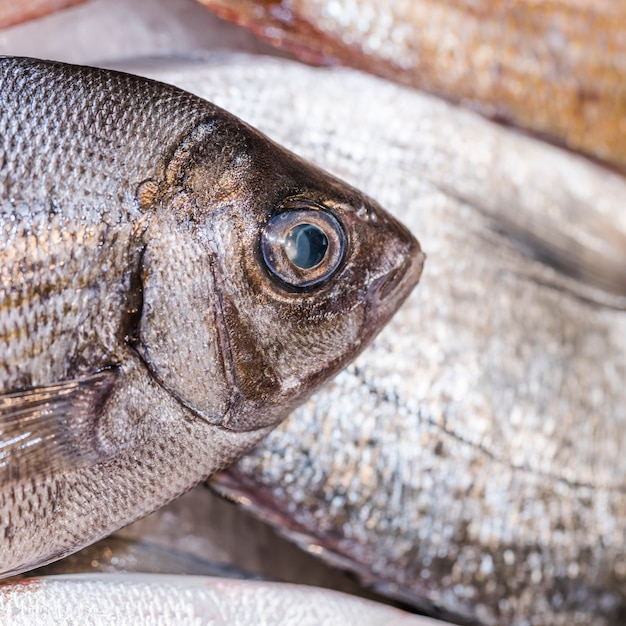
[[371, 245, 425, 306], [360, 243, 424, 348]]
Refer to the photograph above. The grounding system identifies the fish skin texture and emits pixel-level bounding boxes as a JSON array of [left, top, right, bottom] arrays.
[[0, 573, 440, 626], [128, 54, 626, 626], [197, 0, 626, 171], [0, 0, 83, 29], [0, 57, 422, 577]]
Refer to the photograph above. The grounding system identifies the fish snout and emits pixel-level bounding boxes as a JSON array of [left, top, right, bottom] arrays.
[[368, 233, 425, 311]]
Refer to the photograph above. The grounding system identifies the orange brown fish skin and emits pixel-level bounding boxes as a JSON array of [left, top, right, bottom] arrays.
[[0, 57, 423, 576], [197, 0, 626, 170], [0, 0, 84, 29]]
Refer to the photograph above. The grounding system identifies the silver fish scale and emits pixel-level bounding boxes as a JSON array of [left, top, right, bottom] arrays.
[[140, 55, 626, 625], [0, 57, 206, 219], [0, 213, 137, 390], [0, 574, 438, 626]]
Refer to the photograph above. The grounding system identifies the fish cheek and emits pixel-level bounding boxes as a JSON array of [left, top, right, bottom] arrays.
[[217, 294, 287, 431], [132, 221, 230, 424]]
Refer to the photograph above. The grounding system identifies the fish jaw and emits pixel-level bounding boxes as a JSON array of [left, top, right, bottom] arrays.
[[360, 209, 425, 339]]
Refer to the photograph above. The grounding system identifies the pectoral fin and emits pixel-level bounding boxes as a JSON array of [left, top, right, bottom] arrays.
[[0, 369, 118, 481]]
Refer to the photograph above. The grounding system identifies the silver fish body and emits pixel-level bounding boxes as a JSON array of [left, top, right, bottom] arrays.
[[0, 57, 423, 576], [7, 523, 441, 622], [0, 573, 439, 626], [130, 55, 626, 626]]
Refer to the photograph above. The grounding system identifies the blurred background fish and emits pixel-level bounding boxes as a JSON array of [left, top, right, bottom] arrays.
[[0, 0, 83, 28], [0, 573, 440, 626], [133, 55, 625, 626], [6, 0, 626, 170], [196, 0, 626, 172]]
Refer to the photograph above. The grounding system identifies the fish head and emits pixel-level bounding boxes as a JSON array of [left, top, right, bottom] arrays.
[[138, 112, 424, 432]]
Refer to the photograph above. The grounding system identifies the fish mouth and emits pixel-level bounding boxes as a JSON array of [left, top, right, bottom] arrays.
[[371, 244, 425, 306], [361, 240, 425, 344]]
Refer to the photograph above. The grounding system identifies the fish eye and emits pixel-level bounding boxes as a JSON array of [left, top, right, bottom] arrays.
[[261, 207, 345, 288], [285, 223, 328, 269]]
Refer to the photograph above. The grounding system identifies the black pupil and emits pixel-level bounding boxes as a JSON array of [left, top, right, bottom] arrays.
[[285, 223, 329, 269]]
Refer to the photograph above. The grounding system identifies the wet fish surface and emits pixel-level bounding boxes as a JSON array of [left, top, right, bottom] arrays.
[[128, 54, 626, 626], [0, 573, 439, 626], [5, 515, 447, 623], [21, 487, 372, 597], [0, 57, 423, 576], [0, 0, 83, 29], [197, 0, 626, 170]]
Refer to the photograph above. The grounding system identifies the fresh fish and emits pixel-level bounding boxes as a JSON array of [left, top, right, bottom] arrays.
[[20, 483, 391, 601], [0, 0, 83, 28], [0, 57, 423, 577], [12, 484, 423, 619], [0, 0, 282, 66], [196, 0, 626, 170], [129, 55, 626, 626], [0, 573, 444, 626]]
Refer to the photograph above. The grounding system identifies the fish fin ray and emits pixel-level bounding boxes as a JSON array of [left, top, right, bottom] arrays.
[[0, 369, 118, 480]]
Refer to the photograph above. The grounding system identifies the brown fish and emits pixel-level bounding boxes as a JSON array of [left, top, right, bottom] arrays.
[[197, 0, 626, 170], [0, 0, 84, 28], [0, 57, 423, 576]]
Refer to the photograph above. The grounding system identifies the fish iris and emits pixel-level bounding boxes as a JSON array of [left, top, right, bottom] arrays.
[[285, 223, 328, 269]]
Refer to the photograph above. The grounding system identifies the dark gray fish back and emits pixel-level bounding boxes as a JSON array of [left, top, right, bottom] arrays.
[[0, 57, 214, 217]]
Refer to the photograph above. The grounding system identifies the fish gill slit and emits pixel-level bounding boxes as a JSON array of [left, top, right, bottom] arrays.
[[206, 254, 239, 421]]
